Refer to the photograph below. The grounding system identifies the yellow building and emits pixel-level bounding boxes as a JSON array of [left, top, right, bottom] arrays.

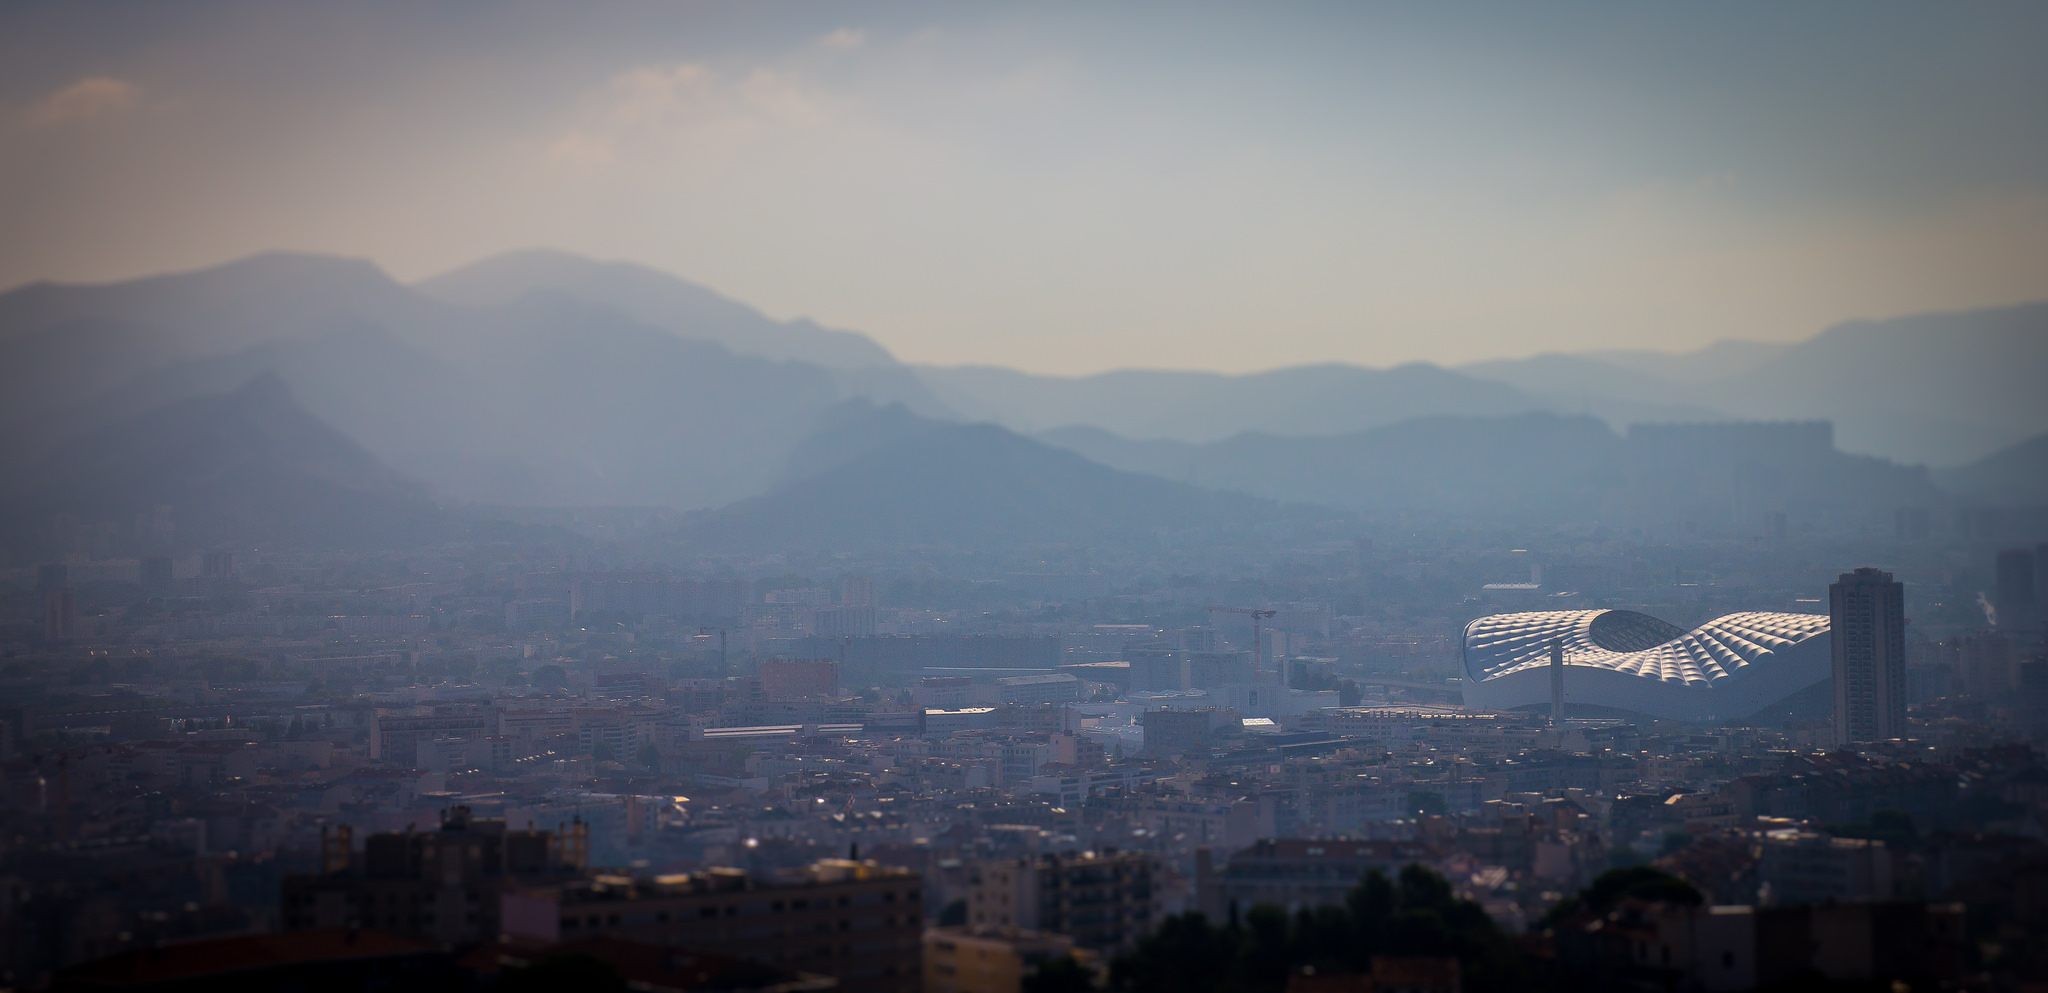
[[923, 927, 1092, 993]]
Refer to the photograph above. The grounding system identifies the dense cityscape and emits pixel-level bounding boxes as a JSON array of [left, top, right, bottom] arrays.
[[5, 497, 2048, 990], [6, 3, 2048, 991]]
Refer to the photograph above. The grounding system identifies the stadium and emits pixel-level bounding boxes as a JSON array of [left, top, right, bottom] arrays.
[[1460, 609, 1832, 721]]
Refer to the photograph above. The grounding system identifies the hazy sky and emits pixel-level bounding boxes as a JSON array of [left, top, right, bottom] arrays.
[[3, 2, 2046, 374]]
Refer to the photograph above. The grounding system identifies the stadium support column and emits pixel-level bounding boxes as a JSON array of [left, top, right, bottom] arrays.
[[1549, 638, 1565, 730]]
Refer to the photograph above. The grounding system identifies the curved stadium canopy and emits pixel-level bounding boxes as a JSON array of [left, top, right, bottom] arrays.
[[1461, 609, 1831, 721]]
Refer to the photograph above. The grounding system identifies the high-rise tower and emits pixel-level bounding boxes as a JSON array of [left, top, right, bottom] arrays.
[[1830, 567, 1906, 746]]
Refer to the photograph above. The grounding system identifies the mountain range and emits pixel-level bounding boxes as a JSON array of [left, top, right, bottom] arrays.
[[0, 252, 944, 511], [913, 362, 1556, 442], [1936, 432, 2048, 507], [1039, 414, 1941, 536], [917, 305, 2047, 467], [1458, 303, 2048, 467], [0, 249, 2041, 555], [677, 403, 1340, 553], [1, 375, 444, 554]]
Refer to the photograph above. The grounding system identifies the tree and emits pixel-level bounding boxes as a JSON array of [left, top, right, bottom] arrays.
[[1110, 867, 1537, 993], [1406, 790, 1447, 817], [532, 664, 569, 692], [1023, 956, 1097, 993], [636, 742, 662, 771], [1540, 866, 1701, 928]]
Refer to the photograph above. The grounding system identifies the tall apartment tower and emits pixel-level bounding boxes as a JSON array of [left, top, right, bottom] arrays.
[[1830, 567, 1907, 746]]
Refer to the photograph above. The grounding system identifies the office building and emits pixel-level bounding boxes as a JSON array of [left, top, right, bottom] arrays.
[[1830, 568, 1907, 746]]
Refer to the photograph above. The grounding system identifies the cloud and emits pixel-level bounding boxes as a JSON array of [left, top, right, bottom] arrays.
[[547, 62, 833, 169], [819, 28, 866, 51], [546, 130, 616, 168], [28, 76, 139, 126]]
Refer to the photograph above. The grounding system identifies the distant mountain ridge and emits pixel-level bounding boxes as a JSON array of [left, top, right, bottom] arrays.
[[418, 249, 898, 369], [1458, 302, 2048, 466], [1041, 413, 1941, 536], [0, 251, 948, 511], [2, 375, 445, 552], [912, 361, 1550, 442], [0, 248, 2037, 558], [680, 403, 1346, 552], [1937, 432, 2048, 506]]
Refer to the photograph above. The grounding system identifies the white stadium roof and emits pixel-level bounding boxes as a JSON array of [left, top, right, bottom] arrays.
[[1461, 609, 1831, 721]]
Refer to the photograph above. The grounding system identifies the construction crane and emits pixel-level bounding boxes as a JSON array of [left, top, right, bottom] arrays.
[[1206, 605, 1278, 677]]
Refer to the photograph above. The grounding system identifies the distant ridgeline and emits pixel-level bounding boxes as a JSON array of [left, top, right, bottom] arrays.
[[1625, 420, 1837, 462]]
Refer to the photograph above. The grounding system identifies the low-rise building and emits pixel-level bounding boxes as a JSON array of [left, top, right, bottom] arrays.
[[500, 859, 922, 993], [282, 806, 586, 944], [923, 927, 1086, 993], [968, 851, 1157, 952]]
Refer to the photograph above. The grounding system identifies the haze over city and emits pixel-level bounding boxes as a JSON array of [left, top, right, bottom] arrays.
[[3, 5, 2048, 993]]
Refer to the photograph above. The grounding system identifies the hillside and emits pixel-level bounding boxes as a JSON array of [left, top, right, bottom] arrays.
[[681, 409, 1345, 552], [914, 362, 1547, 441], [1460, 302, 2048, 466], [2, 377, 445, 552], [418, 249, 899, 369], [1937, 432, 2048, 506], [1045, 414, 1624, 525], [0, 252, 945, 509], [1044, 413, 1940, 536]]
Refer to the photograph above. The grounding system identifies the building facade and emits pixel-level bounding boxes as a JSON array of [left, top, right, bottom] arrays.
[[281, 806, 587, 944], [923, 927, 1084, 993], [500, 859, 922, 993], [967, 851, 1157, 952], [1830, 568, 1906, 746]]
